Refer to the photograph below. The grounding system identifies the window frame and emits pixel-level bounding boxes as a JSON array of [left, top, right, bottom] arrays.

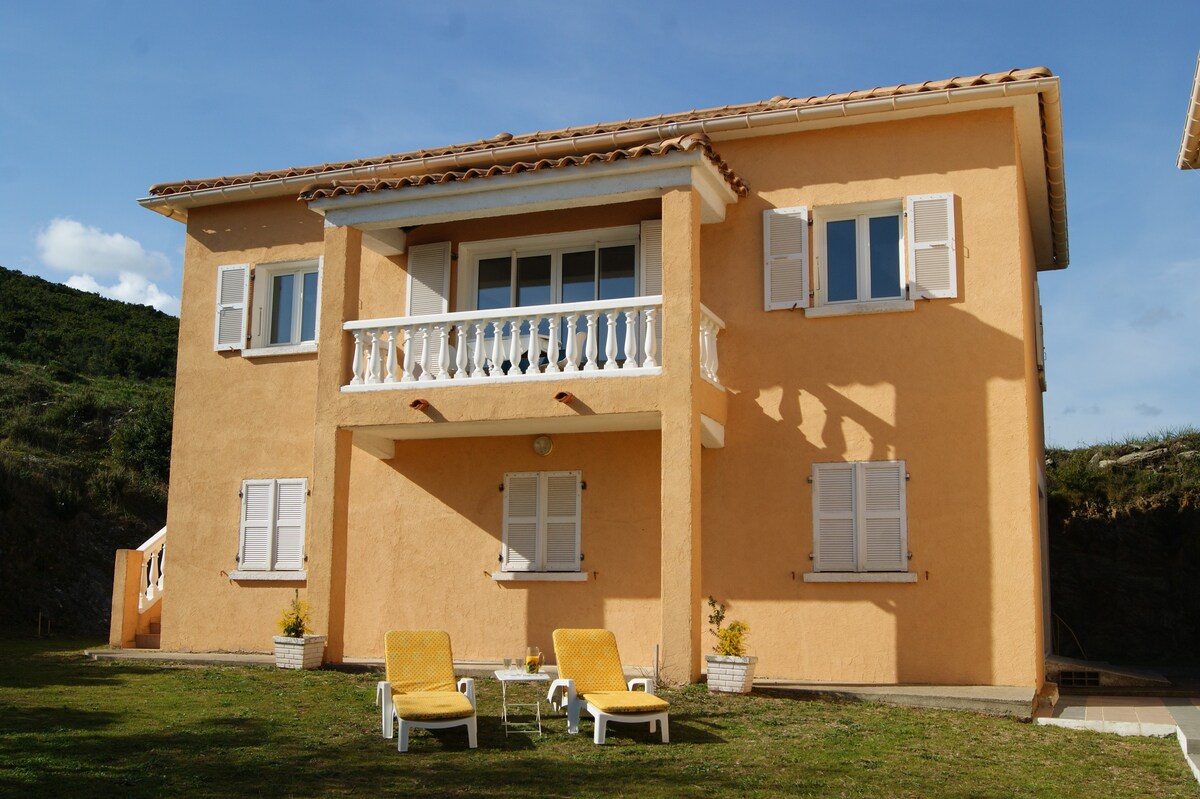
[[812, 200, 906, 308], [231, 477, 308, 581], [457, 226, 641, 313], [500, 470, 582, 575], [808, 460, 911, 579], [245, 258, 322, 355]]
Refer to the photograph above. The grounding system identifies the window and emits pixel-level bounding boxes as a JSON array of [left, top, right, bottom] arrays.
[[474, 243, 636, 311], [213, 259, 322, 354], [502, 471, 581, 572], [816, 202, 903, 305], [811, 461, 908, 574], [236, 478, 307, 576], [763, 194, 956, 314]]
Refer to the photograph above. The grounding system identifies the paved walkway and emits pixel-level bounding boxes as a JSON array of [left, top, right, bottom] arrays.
[[1036, 695, 1200, 783]]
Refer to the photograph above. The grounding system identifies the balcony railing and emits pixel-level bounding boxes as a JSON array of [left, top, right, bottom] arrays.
[[342, 296, 725, 390]]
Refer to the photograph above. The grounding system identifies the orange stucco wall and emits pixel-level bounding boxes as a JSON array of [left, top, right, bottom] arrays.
[[155, 106, 1049, 687]]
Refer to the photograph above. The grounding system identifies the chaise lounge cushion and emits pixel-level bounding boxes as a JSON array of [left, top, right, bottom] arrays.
[[551, 629, 631, 694], [582, 691, 670, 714], [391, 691, 475, 720]]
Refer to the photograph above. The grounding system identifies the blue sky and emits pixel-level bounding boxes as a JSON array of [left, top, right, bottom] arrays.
[[2, 1, 1198, 446]]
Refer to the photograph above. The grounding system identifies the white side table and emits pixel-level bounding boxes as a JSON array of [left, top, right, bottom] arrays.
[[494, 669, 550, 735]]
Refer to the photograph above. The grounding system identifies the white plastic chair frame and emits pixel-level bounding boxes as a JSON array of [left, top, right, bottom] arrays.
[[547, 677, 668, 744], [376, 678, 478, 752]]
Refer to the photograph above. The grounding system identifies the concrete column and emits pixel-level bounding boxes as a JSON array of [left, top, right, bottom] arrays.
[[307, 224, 362, 662], [658, 188, 703, 683], [108, 549, 142, 648]]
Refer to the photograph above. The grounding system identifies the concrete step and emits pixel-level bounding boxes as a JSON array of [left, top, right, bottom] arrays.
[[149, 621, 161, 634], [135, 633, 161, 649]]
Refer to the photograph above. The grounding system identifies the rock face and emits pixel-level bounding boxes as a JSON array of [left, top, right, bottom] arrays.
[[1115, 448, 1168, 466]]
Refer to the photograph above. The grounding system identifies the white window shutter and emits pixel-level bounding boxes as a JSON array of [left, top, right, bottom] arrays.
[[406, 242, 451, 316], [214, 264, 249, 351], [763, 207, 809, 310], [859, 462, 908, 572], [503, 472, 539, 572], [812, 463, 856, 572], [543, 471, 581, 571], [1034, 279, 1046, 378], [272, 479, 307, 571], [640, 220, 663, 365], [239, 480, 274, 570], [906, 193, 957, 299]]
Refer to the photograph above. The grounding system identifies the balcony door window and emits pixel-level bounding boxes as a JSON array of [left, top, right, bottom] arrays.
[[474, 244, 636, 310]]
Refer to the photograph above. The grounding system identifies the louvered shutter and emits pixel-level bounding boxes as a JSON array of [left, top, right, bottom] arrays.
[[503, 472, 539, 572], [239, 480, 273, 570], [812, 463, 857, 572], [273, 479, 307, 571], [906, 193, 957, 299], [406, 242, 451, 378], [763, 207, 809, 310], [543, 471, 581, 571], [860, 462, 908, 571], [639, 220, 663, 364], [214, 264, 249, 351], [1034, 279, 1046, 376]]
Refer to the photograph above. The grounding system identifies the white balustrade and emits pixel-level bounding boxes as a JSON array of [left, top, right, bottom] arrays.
[[136, 526, 167, 612], [344, 297, 665, 387], [699, 303, 725, 388]]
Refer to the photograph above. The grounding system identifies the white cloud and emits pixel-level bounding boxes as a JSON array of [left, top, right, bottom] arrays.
[[65, 272, 180, 316], [36, 218, 179, 315], [37, 218, 170, 278]]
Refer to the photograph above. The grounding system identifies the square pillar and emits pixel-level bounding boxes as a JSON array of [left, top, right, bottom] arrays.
[[306, 223, 362, 662], [658, 188, 704, 683]]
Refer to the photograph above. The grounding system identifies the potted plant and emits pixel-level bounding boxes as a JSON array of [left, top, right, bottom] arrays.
[[704, 596, 757, 693], [272, 594, 326, 670]]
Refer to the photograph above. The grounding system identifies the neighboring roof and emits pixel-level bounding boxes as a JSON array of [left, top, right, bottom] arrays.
[[148, 67, 1052, 198], [298, 134, 749, 201], [1178, 52, 1200, 169]]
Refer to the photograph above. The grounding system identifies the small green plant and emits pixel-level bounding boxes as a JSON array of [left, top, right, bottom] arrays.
[[707, 596, 750, 657], [278, 594, 311, 638]]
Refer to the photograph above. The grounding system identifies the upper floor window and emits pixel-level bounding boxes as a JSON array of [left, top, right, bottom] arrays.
[[213, 258, 322, 356], [815, 201, 903, 305], [475, 241, 637, 312]]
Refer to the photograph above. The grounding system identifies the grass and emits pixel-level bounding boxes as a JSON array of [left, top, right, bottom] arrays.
[[1, 639, 1196, 799]]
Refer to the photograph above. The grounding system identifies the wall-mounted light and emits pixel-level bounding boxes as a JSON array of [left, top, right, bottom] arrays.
[[533, 435, 553, 456], [409, 398, 430, 411]]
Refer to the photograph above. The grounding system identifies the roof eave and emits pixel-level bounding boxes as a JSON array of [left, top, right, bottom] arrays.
[[1178, 53, 1200, 170]]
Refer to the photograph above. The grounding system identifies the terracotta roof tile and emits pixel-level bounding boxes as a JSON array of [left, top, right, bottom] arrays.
[[298, 133, 748, 201], [148, 67, 1053, 197]]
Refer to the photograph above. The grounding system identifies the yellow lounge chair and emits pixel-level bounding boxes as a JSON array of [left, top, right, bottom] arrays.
[[549, 628, 669, 744], [379, 630, 477, 752]]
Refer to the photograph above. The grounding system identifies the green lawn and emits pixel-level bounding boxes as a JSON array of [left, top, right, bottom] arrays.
[[0, 639, 1196, 798]]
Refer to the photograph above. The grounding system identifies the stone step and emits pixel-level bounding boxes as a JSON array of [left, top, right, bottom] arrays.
[[149, 621, 161, 634], [135, 633, 161, 649]]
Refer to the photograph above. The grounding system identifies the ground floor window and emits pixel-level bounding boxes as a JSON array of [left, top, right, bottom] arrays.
[[502, 471, 582, 572], [238, 478, 307, 572], [811, 461, 908, 572]]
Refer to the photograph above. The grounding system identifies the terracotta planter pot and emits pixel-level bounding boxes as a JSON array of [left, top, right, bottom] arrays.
[[273, 634, 326, 670], [705, 654, 757, 693]]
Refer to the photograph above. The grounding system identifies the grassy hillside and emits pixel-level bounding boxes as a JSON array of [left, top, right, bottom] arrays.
[[1046, 429, 1200, 666], [0, 266, 176, 632]]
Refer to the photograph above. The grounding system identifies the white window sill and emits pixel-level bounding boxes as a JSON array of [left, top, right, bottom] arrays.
[[803, 572, 917, 583], [242, 343, 317, 358], [490, 571, 589, 582], [229, 570, 308, 582], [804, 300, 914, 319]]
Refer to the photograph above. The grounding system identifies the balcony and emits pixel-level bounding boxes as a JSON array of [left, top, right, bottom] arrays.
[[342, 297, 724, 390]]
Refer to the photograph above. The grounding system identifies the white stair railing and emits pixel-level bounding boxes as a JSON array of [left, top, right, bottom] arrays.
[[136, 526, 166, 612], [344, 297, 663, 387]]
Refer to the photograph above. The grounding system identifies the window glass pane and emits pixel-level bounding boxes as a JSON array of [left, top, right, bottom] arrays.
[[561, 250, 595, 304], [868, 215, 901, 299], [598, 245, 635, 299], [477, 256, 511, 311], [516, 254, 552, 307], [270, 273, 295, 344], [300, 271, 318, 342], [826, 219, 858, 302]]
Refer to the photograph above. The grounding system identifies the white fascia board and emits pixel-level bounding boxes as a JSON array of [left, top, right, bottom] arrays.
[[312, 151, 737, 229]]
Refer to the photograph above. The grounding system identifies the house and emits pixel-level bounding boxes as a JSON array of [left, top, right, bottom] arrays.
[[110, 66, 1068, 690], [1179, 51, 1200, 169]]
